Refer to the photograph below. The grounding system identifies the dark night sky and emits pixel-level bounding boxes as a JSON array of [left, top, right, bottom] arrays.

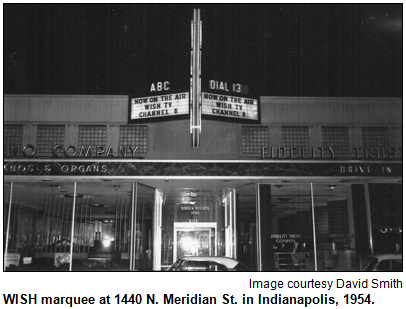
[[3, 3, 403, 97]]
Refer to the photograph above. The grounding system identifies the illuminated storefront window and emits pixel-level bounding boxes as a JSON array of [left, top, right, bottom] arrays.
[[3, 182, 154, 271], [3, 178, 402, 271]]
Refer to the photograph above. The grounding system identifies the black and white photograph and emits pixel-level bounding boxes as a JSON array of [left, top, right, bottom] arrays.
[[3, 3, 402, 276]]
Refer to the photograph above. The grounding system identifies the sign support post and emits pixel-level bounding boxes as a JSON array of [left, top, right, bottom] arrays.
[[190, 8, 202, 148]]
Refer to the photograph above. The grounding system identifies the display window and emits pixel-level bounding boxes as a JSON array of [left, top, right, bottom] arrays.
[[3, 179, 402, 271], [4, 182, 76, 270], [313, 183, 357, 271], [236, 184, 258, 271], [369, 184, 402, 254], [3, 182, 154, 271], [257, 181, 402, 271], [258, 183, 315, 271]]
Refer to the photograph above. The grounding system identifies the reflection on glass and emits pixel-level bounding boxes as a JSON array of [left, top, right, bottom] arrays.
[[4, 183, 75, 270], [369, 184, 402, 255], [236, 184, 257, 271], [3, 182, 156, 271], [313, 183, 357, 271], [134, 183, 155, 270], [74, 182, 133, 271], [3, 183, 13, 270], [268, 184, 315, 271]]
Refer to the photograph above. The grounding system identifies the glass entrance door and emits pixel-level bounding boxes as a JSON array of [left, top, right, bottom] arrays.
[[155, 187, 235, 270], [174, 223, 217, 260]]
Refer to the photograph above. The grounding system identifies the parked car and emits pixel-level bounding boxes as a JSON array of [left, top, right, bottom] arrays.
[[359, 253, 402, 271], [168, 255, 251, 271]]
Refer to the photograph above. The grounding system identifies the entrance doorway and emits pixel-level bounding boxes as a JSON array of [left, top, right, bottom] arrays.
[[156, 187, 239, 269], [173, 223, 217, 260]]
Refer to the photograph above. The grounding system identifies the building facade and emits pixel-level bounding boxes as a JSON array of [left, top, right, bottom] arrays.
[[3, 94, 402, 271]]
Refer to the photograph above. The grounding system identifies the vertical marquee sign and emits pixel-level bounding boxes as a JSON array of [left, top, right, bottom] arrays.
[[190, 8, 202, 148]]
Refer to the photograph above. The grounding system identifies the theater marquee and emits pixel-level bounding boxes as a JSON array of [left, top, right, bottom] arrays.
[[128, 9, 259, 145], [201, 92, 258, 120], [129, 92, 189, 121]]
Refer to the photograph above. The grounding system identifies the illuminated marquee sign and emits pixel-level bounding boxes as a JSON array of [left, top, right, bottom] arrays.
[[128, 10, 259, 143], [201, 92, 258, 121], [130, 92, 189, 121]]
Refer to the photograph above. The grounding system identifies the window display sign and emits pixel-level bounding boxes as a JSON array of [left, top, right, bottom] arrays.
[[129, 92, 189, 121], [202, 92, 258, 121]]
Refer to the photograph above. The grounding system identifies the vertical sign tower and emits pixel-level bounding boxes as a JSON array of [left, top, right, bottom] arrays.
[[190, 8, 202, 148]]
